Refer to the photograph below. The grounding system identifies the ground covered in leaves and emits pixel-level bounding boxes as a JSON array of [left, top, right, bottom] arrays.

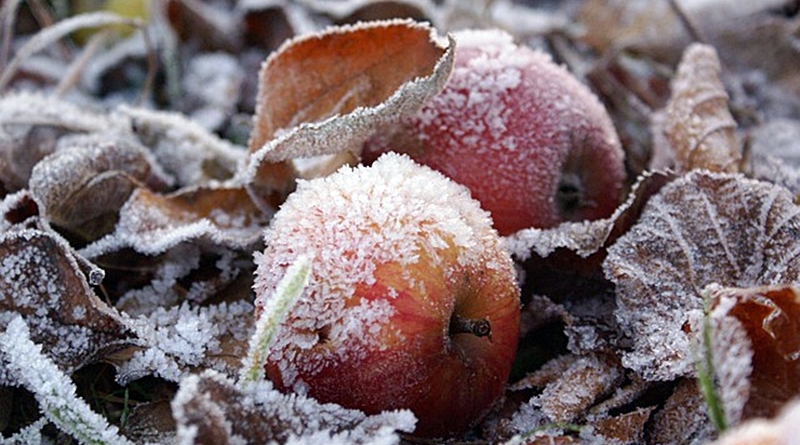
[[1, 0, 800, 444]]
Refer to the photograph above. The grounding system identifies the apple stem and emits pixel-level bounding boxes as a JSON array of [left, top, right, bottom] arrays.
[[449, 314, 492, 341]]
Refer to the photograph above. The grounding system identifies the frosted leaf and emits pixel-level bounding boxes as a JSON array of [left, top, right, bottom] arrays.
[[182, 52, 244, 131], [0, 91, 127, 190], [504, 170, 673, 261], [170, 370, 415, 445], [244, 19, 454, 205], [605, 171, 800, 381], [116, 301, 253, 384], [81, 185, 268, 258], [706, 285, 800, 423], [121, 105, 246, 187], [0, 189, 39, 232], [533, 353, 624, 423], [583, 407, 654, 445], [647, 379, 715, 445], [0, 316, 135, 445], [28, 135, 172, 241], [0, 229, 136, 376], [664, 43, 741, 173]]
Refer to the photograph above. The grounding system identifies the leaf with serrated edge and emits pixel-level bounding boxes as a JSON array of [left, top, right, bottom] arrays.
[[605, 171, 800, 382]]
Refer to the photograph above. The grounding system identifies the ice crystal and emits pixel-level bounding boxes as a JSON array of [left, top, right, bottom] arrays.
[[171, 371, 415, 445], [0, 316, 135, 445], [605, 171, 800, 381]]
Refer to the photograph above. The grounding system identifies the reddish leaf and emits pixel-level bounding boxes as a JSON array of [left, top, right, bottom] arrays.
[[245, 19, 454, 206], [709, 285, 800, 421]]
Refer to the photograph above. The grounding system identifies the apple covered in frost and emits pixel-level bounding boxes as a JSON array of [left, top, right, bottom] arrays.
[[363, 29, 626, 235], [253, 153, 520, 438]]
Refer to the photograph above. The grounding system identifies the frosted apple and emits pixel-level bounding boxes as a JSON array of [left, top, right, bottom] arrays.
[[363, 30, 626, 235], [253, 153, 520, 438]]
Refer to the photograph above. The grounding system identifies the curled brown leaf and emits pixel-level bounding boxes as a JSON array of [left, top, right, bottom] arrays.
[[28, 136, 171, 241], [0, 229, 136, 376], [707, 285, 800, 422], [244, 19, 455, 206], [665, 43, 740, 173]]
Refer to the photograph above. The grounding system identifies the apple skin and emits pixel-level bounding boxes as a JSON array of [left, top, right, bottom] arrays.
[[253, 153, 520, 438], [362, 30, 626, 236]]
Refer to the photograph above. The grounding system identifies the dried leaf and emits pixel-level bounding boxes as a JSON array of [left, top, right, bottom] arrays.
[[535, 353, 624, 423], [28, 135, 172, 241], [588, 407, 654, 445], [0, 229, 136, 377], [664, 43, 740, 173], [122, 106, 246, 187], [81, 185, 268, 259], [171, 370, 416, 444], [244, 19, 455, 204], [605, 171, 800, 381], [0, 92, 127, 191], [648, 379, 715, 445], [707, 285, 800, 422]]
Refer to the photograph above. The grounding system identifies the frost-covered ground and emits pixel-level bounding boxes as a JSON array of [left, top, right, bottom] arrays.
[[1, 0, 800, 444]]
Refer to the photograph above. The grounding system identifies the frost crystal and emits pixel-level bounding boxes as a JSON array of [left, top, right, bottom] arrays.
[[171, 370, 415, 444], [605, 171, 800, 381], [0, 316, 135, 445], [253, 152, 512, 390]]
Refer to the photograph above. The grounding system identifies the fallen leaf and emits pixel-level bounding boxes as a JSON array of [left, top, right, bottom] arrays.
[[664, 43, 740, 173], [244, 19, 455, 205], [605, 171, 800, 381], [0, 92, 127, 191], [171, 370, 416, 444], [28, 135, 172, 241], [81, 185, 268, 259], [647, 378, 715, 445], [0, 228, 136, 376], [707, 285, 800, 422]]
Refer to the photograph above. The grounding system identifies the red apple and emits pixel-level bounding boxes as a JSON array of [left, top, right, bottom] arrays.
[[253, 153, 520, 438], [363, 29, 626, 236]]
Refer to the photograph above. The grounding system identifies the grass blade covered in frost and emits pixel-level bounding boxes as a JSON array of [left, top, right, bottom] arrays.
[[240, 254, 312, 383], [0, 316, 135, 445]]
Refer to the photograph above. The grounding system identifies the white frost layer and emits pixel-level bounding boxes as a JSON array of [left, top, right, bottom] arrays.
[[254, 153, 511, 390], [0, 316, 135, 445]]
